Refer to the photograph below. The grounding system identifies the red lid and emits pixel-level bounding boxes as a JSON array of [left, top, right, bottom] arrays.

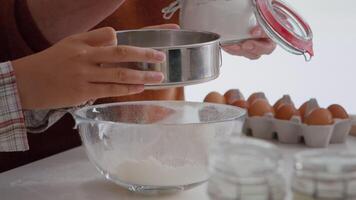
[[254, 0, 314, 61]]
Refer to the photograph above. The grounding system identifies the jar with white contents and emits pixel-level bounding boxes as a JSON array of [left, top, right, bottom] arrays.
[[207, 138, 287, 200], [292, 150, 356, 200], [162, 0, 314, 61]]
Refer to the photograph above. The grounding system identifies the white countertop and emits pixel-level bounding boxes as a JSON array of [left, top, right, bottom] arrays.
[[2, 137, 356, 200]]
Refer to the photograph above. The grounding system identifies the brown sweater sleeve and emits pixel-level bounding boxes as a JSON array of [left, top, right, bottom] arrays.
[[0, 0, 51, 62]]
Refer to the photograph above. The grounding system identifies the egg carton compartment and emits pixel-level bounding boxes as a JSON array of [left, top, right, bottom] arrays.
[[244, 114, 352, 148], [350, 115, 356, 137], [246, 113, 275, 140]]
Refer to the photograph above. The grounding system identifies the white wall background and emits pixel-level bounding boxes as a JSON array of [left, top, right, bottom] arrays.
[[186, 0, 356, 113]]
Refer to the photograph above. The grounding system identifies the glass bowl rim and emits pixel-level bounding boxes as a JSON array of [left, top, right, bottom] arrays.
[[73, 101, 246, 127]]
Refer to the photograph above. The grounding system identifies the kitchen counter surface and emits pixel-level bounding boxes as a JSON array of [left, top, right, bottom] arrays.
[[2, 136, 356, 200]]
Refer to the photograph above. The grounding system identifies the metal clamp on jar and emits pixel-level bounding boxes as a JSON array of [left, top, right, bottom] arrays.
[[163, 0, 314, 61]]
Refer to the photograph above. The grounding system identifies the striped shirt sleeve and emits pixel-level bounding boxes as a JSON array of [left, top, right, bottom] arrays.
[[0, 62, 94, 152], [0, 61, 28, 152], [24, 109, 67, 133]]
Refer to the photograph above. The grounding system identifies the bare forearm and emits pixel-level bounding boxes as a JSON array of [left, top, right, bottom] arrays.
[[26, 0, 125, 44]]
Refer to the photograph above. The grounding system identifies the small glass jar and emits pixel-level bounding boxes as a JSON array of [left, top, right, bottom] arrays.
[[292, 150, 356, 200], [207, 138, 287, 200], [162, 0, 314, 61]]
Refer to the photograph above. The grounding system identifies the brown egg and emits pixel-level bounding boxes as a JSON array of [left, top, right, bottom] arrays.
[[204, 92, 226, 104], [275, 104, 299, 120], [298, 101, 308, 120], [247, 92, 267, 105], [248, 99, 274, 117], [304, 108, 334, 125], [273, 95, 293, 111], [299, 100, 319, 121], [224, 89, 244, 105], [273, 100, 285, 111], [328, 104, 349, 119], [232, 100, 249, 109]]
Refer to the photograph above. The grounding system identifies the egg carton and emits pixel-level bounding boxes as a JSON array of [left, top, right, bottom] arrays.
[[350, 115, 356, 137], [243, 114, 352, 148]]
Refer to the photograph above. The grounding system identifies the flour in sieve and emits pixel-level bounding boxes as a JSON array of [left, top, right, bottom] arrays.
[[114, 157, 209, 186]]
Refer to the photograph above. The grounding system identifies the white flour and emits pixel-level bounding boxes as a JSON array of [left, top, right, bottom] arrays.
[[179, 0, 257, 42], [114, 157, 209, 186], [92, 104, 236, 187]]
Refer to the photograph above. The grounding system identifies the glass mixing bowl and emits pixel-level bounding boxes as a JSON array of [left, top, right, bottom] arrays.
[[73, 101, 246, 193]]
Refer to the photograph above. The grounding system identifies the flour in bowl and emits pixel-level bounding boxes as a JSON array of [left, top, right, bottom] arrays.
[[114, 157, 209, 186]]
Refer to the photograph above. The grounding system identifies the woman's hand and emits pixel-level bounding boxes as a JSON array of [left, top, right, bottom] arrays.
[[12, 27, 166, 110], [222, 26, 277, 60]]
